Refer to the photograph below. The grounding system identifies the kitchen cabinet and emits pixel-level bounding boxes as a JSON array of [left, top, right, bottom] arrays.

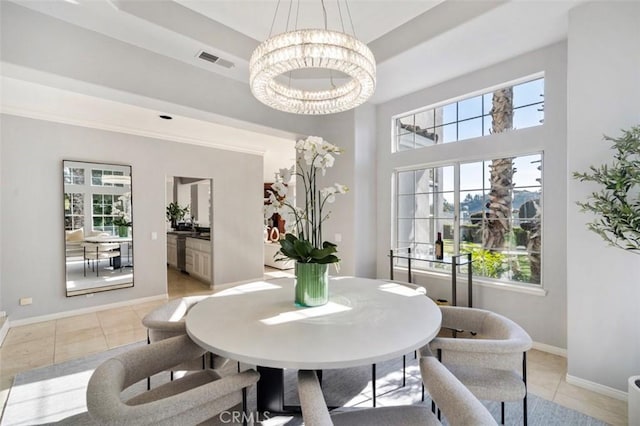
[[167, 234, 178, 268], [186, 237, 212, 283]]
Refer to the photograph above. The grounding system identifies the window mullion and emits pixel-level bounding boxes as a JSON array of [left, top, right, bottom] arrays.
[[453, 163, 460, 254]]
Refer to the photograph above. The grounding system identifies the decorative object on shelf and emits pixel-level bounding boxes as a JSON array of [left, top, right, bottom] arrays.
[[573, 125, 640, 253], [265, 135, 348, 306], [166, 202, 189, 230], [435, 231, 444, 260], [249, 0, 376, 115], [269, 227, 280, 242]]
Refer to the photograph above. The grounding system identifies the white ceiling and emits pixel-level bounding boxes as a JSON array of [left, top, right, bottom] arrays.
[[1, 0, 586, 170], [174, 0, 444, 44]]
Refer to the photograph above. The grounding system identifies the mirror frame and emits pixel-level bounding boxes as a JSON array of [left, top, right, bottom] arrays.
[[63, 160, 134, 297]]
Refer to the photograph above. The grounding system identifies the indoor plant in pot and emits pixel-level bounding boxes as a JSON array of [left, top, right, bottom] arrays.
[[166, 202, 189, 230], [113, 192, 132, 237], [265, 136, 348, 307], [573, 125, 640, 252]]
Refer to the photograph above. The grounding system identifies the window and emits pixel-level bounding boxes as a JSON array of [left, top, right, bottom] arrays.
[[92, 169, 126, 187], [394, 77, 544, 151], [64, 193, 84, 230], [92, 194, 118, 234], [395, 153, 542, 285]]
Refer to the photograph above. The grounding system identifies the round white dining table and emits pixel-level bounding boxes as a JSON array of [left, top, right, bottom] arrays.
[[187, 276, 441, 369], [186, 276, 442, 412]]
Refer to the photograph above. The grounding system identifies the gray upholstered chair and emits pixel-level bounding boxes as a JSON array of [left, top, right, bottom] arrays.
[[55, 335, 259, 425], [298, 361, 496, 426], [297, 369, 437, 426], [428, 306, 532, 425], [420, 351, 497, 426], [141, 295, 231, 388]]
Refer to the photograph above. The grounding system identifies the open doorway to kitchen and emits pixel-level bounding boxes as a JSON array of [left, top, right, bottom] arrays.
[[166, 176, 213, 295]]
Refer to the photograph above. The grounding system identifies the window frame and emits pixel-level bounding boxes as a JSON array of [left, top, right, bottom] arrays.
[[392, 74, 545, 153], [393, 151, 544, 287]]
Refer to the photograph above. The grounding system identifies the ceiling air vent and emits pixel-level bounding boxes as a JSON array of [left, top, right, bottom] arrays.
[[197, 50, 234, 69]]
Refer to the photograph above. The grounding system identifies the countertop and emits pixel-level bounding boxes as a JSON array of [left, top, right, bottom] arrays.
[[167, 231, 210, 241]]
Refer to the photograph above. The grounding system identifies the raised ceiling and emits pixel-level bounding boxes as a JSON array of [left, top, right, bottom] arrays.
[[2, 0, 585, 157]]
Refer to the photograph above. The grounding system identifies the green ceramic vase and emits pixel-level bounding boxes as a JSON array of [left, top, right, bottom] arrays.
[[118, 226, 128, 238], [295, 262, 329, 307]]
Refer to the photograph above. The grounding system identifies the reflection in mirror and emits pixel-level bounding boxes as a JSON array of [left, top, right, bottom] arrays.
[[64, 160, 134, 296]]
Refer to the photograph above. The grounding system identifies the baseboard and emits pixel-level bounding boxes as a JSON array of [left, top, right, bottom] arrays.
[[7, 294, 168, 328], [0, 317, 10, 347], [566, 374, 628, 401], [532, 341, 567, 357]]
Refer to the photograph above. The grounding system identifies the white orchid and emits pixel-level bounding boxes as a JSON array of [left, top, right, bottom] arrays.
[[320, 186, 337, 203], [265, 136, 346, 262], [335, 183, 348, 194], [279, 166, 294, 184], [271, 182, 287, 198]]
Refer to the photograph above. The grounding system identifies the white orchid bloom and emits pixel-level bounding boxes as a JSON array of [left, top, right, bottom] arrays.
[[267, 191, 280, 205], [304, 149, 316, 166], [264, 204, 277, 218], [335, 183, 349, 194], [271, 182, 288, 198], [279, 166, 294, 184], [315, 153, 335, 174], [320, 186, 337, 203]]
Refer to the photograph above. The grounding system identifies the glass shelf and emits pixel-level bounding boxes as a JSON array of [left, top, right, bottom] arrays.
[[389, 248, 474, 307]]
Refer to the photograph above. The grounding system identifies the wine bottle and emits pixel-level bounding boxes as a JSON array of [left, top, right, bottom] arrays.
[[435, 232, 444, 260]]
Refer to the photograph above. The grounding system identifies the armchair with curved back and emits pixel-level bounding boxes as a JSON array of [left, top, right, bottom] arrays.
[[298, 352, 497, 426], [56, 335, 260, 425], [141, 295, 232, 389], [428, 306, 532, 425]]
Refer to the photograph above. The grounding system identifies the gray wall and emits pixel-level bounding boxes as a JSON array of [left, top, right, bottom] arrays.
[[1, 114, 264, 321], [0, 1, 318, 140], [566, 1, 640, 392], [374, 42, 568, 349]]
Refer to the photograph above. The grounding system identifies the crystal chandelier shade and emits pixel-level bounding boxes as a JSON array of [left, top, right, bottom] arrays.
[[250, 29, 376, 115]]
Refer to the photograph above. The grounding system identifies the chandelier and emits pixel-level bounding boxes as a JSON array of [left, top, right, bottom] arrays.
[[249, 1, 376, 115]]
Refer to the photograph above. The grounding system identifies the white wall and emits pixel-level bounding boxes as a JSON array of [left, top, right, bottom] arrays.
[[375, 42, 568, 349], [566, 1, 640, 392], [0, 114, 264, 321], [305, 110, 377, 279]]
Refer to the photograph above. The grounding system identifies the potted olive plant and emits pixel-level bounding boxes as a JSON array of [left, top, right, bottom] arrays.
[[573, 125, 640, 252]]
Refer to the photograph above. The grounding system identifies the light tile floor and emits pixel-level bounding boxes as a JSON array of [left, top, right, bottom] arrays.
[[0, 268, 629, 425]]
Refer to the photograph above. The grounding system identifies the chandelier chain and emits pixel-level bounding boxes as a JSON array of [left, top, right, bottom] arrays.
[[268, 0, 282, 38], [336, 0, 346, 33], [285, 0, 293, 32], [344, 0, 357, 38], [321, 0, 328, 30]]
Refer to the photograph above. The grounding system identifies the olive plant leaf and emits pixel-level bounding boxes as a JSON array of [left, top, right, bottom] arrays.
[[573, 125, 640, 253]]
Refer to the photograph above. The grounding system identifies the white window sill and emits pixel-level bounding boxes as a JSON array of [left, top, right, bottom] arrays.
[[391, 267, 548, 297]]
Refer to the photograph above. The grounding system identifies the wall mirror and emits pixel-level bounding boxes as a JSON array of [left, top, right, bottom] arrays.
[[63, 160, 134, 296]]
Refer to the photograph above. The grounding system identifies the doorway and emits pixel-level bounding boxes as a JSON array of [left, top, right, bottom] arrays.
[[166, 176, 213, 295]]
